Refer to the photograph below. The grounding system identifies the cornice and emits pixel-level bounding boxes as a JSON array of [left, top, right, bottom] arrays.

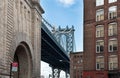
[[31, 0, 44, 14]]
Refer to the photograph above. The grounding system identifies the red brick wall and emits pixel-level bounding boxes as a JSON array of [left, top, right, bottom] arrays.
[[84, 23, 96, 70], [84, 0, 95, 24], [84, 0, 120, 72], [70, 52, 83, 78], [83, 71, 108, 78], [83, 0, 96, 71]]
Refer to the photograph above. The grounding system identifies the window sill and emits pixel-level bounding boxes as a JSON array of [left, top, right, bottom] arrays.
[[96, 52, 104, 53], [108, 51, 117, 52]]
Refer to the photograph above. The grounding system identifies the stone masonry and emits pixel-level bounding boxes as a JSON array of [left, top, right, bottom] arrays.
[[0, 0, 44, 78]]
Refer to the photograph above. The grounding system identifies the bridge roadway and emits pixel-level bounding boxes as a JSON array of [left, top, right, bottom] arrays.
[[41, 22, 70, 75]]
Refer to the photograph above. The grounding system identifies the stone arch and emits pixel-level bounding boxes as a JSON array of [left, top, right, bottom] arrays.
[[10, 32, 35, 78], [13, 42, 32, 78]]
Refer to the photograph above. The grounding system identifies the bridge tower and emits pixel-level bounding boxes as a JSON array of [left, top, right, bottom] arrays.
[[51, 67, 69, 78], [42, 17, 75, 53], [52, 26, 75, 53], [42, 18, 71, 78]]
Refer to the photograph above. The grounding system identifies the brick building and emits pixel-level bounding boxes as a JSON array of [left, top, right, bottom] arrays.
[[70, 52, 83, 78], [83, 0, 120, 78]]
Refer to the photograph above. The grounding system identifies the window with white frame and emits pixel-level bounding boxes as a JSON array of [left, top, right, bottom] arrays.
[[108, 38, 117, 52], [108, 6, 117, 19], [109, 55, 118, 70], [96, 9, 104, 21], [108, 23, 117, 36], [96, 56, 104, 70], [109, 0, 117, 3], [96, 40, 104, 53], [96, 0, 104, 6], [96, 25, 104, 37]]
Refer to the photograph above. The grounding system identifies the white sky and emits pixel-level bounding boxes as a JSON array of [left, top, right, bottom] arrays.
[[41, 61, 67, 78], [58, 0, 75, 6]]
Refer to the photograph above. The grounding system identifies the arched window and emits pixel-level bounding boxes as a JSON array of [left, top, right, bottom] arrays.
[[96, 40, 104, 53], [96, 0, 104, 6], [108, 55, 118, 70], [108, 22, 117, 36], [109, 0, 117, 3], [96, 9, 104, 21], [96, 25, 104, 37], [96, 56, 104, 70], [108, 38, 117, 52], [108, 6, 117, 19]]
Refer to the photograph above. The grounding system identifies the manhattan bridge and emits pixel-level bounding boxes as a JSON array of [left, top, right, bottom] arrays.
[[41, 17, 76, 78]]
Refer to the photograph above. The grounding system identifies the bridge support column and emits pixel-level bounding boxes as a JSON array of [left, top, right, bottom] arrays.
[[65, 70, 69, 78], [52, 67, 61, 78], [65, 72, 69, 78]]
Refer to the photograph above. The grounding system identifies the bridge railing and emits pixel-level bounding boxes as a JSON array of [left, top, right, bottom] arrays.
[[41, 17, 55, 33]]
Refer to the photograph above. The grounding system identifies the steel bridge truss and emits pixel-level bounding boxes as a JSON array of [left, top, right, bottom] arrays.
[[42, 17, 75, 53], [52, 26, 75, 53]]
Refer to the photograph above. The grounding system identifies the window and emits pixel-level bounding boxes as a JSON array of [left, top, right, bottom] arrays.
[[96, 0, 104, 6], [108, 23, 117, 36], [80, 59, 83, 63], [96, 56, 104, 70], [77, 61, 80, 63], [74, 66, 76, 69], [108, 39, 117, 52], [108, 6, 117, 19], [109, 55, 118, 70], [96, 9, 104, 21], [74, 56, 76, 58], [109, 0, 117, 3], [96, 25, 104, 37], [96, 40, 104, 53]]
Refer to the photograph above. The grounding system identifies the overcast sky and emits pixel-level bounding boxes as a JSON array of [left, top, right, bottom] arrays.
[[40, 0, 83, 77]]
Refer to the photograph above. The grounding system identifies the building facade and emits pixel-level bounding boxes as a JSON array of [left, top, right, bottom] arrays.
[[83, 0, 120, 78], [0, 0, 44, 78], [70, 52, 83, 78], [41, 75, 45, 78]]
